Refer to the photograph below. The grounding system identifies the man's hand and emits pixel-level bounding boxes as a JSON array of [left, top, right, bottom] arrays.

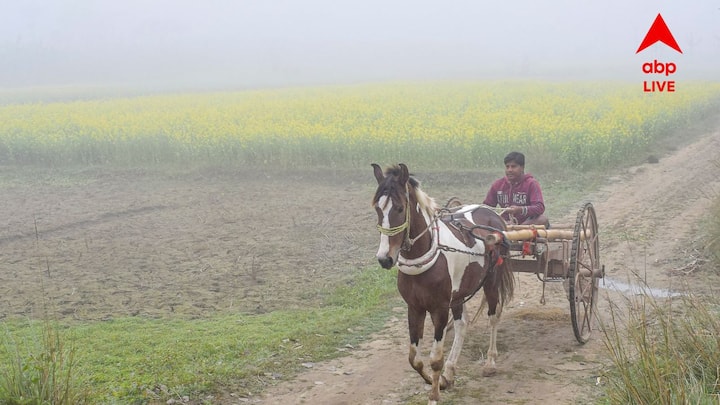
[[507, 206, 523, 216]]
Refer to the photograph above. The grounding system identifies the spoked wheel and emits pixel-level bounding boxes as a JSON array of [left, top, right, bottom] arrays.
[[569, 202, 601, 344]]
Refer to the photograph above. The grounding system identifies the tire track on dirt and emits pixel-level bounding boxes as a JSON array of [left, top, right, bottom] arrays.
[[0, 204, 170, 245]]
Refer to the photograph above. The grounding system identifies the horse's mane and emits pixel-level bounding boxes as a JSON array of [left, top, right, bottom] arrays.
[[410, 179, 438, 219], [373, 165, 437, 218]]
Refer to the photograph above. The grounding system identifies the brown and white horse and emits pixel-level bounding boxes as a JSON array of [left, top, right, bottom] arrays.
[[372, 163, 514, 404]]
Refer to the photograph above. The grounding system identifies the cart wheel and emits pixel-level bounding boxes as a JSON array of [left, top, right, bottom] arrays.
[[569, 202, 600, 344]]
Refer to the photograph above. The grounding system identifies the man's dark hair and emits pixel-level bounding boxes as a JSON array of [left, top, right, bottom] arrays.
[[504, 151, 525, 167]]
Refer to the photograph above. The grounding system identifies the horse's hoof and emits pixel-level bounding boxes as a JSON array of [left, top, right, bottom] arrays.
[[441, 365, 455, 389], [440, 375, 454, 390], [481, 366, 497, 377]]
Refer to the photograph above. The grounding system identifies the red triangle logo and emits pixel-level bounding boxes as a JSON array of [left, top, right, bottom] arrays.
[[636, 13, 683, 54]]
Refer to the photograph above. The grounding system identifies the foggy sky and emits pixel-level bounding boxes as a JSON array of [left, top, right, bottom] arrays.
[[1, 0, 718, 89]]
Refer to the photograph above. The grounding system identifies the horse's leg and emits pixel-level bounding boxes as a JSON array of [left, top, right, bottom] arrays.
[[482, 281, 502, 377], [441, 300, 466, 389], [427, 308, 450, 404], [407, 306, 433, 385]]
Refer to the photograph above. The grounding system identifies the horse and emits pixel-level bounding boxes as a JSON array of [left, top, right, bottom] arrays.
[[371, 163, 514, 404]]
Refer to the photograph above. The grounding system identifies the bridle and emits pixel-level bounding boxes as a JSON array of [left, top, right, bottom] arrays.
[[376, 184, 444, 273], [376, 183, 415, 251], [376, 199, 410, 237], [376, 183, 440, 253]]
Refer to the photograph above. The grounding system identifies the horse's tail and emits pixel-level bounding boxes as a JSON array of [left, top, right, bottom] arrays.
[[471, 255, 515, 324], [473, 246, 515, 322], [496, 254, 515, 306]]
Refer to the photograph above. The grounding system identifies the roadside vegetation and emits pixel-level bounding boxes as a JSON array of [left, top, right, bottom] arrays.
[[599, 279, 720, 403], [599, 167, 720, 404], [708, 161, 720, 270], [0, 80, 719, 403]]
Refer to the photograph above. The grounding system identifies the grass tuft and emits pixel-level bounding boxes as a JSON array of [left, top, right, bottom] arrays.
[[0, 319, 89, 404], [599, 282, 720, 404]]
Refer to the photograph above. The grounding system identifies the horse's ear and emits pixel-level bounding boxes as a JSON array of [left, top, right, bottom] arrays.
[[371, 163, 384, 184], [398, 163, 409, 185]]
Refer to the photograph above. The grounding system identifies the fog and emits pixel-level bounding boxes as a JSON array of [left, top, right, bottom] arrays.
[[1, 0, 718, 90]]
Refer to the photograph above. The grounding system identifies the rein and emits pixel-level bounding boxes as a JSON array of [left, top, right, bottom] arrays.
[[406, 209, 441, 248], [377, 196, 504, 256], [390, 198, 481, 251], [408, 202, 506, 251]]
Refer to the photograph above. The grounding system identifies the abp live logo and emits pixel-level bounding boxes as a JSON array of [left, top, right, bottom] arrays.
[[636, 13, 682, 92]]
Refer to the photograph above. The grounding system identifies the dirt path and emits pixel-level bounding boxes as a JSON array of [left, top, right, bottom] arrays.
[[255, 128, 720, 404]]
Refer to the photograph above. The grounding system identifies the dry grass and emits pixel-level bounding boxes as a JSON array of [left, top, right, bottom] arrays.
[[599, 285, 720, 404]]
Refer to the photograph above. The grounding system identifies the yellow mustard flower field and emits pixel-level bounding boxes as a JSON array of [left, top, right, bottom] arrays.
[[1, 81, 718, 169]]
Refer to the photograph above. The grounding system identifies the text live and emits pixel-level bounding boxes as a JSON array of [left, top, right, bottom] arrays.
[[642, 60, 676, 92]]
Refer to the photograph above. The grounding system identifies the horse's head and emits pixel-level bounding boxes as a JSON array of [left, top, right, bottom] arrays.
[[371, 163, 412, 269]]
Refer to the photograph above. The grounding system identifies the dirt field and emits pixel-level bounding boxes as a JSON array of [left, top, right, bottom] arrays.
[[0, 167, 378, 321], [1, 125, 719, 404]]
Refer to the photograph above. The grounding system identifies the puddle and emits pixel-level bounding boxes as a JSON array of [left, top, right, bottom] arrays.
[[601, 278, 682, 298]]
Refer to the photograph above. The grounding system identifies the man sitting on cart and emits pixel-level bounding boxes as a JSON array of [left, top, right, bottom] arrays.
[[483, 151, 549, 227]]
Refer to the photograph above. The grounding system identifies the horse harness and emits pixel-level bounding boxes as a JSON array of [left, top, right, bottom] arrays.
[[438, 202, 510, 304], [443, 206, 508, 265], [395, 199, 510, 269], [376, 195, 510, 305]]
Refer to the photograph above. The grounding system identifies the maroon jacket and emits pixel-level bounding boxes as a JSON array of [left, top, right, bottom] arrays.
[[483, 173, 545, 224]]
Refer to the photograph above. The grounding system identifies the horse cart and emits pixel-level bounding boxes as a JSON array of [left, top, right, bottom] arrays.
[[485, 201, 604, 343], [372, 164, 603, 403]]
